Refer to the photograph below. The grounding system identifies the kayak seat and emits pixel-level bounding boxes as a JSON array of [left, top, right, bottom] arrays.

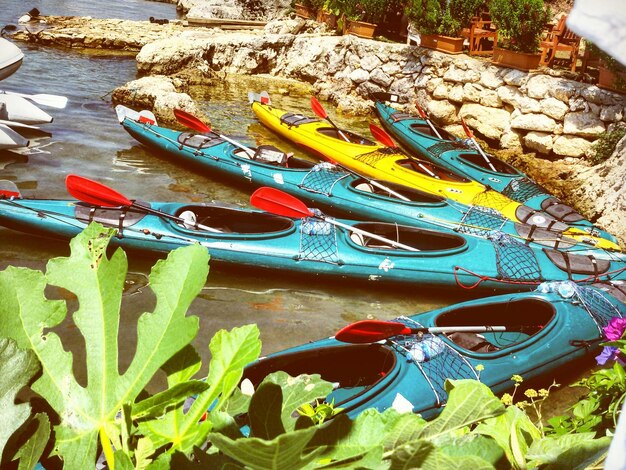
[[514, 223, 577, 250], [409, 123, 457, 141], [355, 182, 374, 193], [352, 222, 466, 251], [540, 197, 584, 223], [544, 249, 611, 276], [175, 205, 293, 234], [75, 203, 147, 229], [349, 231, 395, 250], [447, 332, 499, 353], [252, 145, 290, 166], [177, 132, 224, 149], [279, 112, 319, 128]]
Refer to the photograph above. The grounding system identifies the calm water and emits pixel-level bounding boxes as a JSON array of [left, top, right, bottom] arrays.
[[5, 3, 595, 422]]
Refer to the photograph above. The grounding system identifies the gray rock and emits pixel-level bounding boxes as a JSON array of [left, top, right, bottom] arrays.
[[498, 85, 541, 113], [369, 68, 393, 87], [510, 113, 557, 132], [552, 135, 592, 157], [502, 69, 528, 86], [524, 131, 553, 154], [479, 67, 505, 89], [480, 89, 502, 108], [448, 84, 464, 103], [443, 66, 481, 83], [360, 54, 382, 71], [427, 99, 457, 124], [433, 83, 449, 100], [459, 103, 511, 140], [600, 105, 624, 122], [500, 130, 523, 149], [563, 112, 606, 137], [540, 97, 569, 120], [349, 68, 369, 84], [463, 83, 483, 103]]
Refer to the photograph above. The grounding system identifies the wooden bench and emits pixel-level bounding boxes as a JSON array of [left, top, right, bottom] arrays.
[[460, 13, 498, 56]]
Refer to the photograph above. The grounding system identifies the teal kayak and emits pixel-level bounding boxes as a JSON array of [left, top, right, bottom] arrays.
[[1, 189, 625, 291], [374, 100, 616, 243], [118, 108, 620, 256], [242, 282, 626, 419]]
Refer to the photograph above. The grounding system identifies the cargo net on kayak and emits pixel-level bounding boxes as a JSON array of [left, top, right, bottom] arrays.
[[393, 316, 478, 407], [299, 164, 349, 196], [489, 232, 542, 282], [299, 216, 340, 264], [354, 148, 399, 167], [427, 141, 469, 157], [575, 285, 625, 333], [502, 177, 548, 204], [457, 206, 507, 237], [471, 189, 513, 212]]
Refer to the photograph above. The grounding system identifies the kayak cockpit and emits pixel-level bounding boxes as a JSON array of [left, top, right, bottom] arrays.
[[457, 153, 519, 175], [75, 202, 148, 228], [409, 123, 458, 141], [350, 179, 445, 204], [233, 145, 317, 169], [316, 127, 377, 146], [435, 297, 555, 353], [173, 205, 294, 234], [348, 222, 466, 252], [396, 159, 471, 182], [242, 343, 397, 407]]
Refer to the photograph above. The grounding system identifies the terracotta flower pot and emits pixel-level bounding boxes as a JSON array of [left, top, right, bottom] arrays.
[[419, 34, 464, 54], [343, 19, 377, 39], [316, 9, 338, 29], [598, 65, 626, 94], [294, 3, 315, 19], [492, 47, 541, 71]]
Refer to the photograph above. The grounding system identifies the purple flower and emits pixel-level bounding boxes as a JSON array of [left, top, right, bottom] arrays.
[[603, 317, 626, 341], [596, 346, 626, 366]]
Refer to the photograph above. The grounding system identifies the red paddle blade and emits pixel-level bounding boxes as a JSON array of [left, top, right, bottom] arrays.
[[460, 117, 474, 138], [250, 187, 314, 219], [173, 108, 211, 133], [415, 102, 427, 119], [369, 123, 398, 148], [0, 180, 21, 199], [66, 174, 132, 207], [310, 96, 328, 120], [335, 320, 410, 343]]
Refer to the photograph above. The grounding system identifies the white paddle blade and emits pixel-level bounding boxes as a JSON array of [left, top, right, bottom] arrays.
[[115, 104, 139, 123], [248, 90, 271, 105], [0, 94, 53, 124], [18, 92, 68, 109]]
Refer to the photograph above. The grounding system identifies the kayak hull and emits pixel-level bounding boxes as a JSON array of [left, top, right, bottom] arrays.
[[0, 38, 24, 81], [1, 198, 624, 291], [244, 285, 626, 419]]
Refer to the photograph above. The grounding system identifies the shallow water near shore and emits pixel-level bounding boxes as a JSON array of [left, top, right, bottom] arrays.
[[0, 0, 596, 413]]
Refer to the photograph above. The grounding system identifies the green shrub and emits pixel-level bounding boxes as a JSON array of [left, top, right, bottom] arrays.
[[588, 128, 626, 165], [342, 0, 387, 23], [489, 0, 551, 53], [406, 0, 484, 36]]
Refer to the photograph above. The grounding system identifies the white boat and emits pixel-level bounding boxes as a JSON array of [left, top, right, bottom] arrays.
[[0, 38, 24, 81], [0, 93, 53, 125], [0, 123, 29, 150]]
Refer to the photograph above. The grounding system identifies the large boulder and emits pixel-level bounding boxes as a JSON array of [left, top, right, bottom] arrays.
[[459, 103, 511, 140], [111, 75, 208, 125]]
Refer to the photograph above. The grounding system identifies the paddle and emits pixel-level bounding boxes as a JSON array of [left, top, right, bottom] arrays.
[[250, 187, 420, 252], [460, 117, 498, 172], [2, 90, 68, 109], [65, 174, 222, 233], [310, 96, 351, 143], [415, 102, 443, 140], [335, 319, 508, 343], [369, 123, 439, 179], [173, 108, 256, 157]]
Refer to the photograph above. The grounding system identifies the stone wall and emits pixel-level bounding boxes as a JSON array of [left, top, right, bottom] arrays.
[[135, 22, 626, 158]]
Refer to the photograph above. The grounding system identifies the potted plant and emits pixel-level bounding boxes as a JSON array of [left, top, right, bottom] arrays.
[[405, 0, 484, 54], [342, 0, 387, 39], [317, 0, 339, 29], [586, 42, 626, 93], [295, 0, 318, 19], [489, 0, 551, 70]]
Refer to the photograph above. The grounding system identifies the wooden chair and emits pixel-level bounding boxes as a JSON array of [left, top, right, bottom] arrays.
[[460, 12, 498, 56], [539, 15, 581, 72]]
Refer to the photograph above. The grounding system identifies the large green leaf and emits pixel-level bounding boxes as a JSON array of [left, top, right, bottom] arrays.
[[527, 433, 611, 469], [0, 338, 41, 461], [249, 382, 286, 439], [475, 405, 541, 469], [260, 372, 334, 432], [0, 224, 209, 468], [389, 439, 434, 470], [140, 324, 262, 453], [208, 426, 323, 470], [14, 413, 51, 470], [418, 380, 505, 441], [438, 433, 504, 465]]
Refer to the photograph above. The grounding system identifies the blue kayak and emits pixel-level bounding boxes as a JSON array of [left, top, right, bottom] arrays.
[[1, 191, 625, 291], [374, 100, 616, 244], [118, 107, 621, 256], [242, 282, 626, 419]]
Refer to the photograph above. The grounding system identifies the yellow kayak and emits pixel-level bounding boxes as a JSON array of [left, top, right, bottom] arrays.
[[252, 100, 620, 251]]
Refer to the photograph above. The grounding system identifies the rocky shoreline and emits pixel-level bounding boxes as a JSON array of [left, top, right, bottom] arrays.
[[8, 15, 626, 245]]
